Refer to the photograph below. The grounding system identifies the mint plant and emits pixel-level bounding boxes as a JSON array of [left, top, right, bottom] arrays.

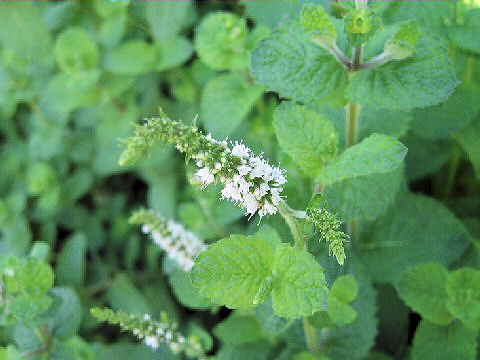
[[1, 1, 480, 360]]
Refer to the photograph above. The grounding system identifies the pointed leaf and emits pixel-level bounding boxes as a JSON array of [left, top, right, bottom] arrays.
[[318, 134, 407, 186], [272, 244, 329, 319], [395, 263, 453, 325], [273, 102, 338, 176], [191, 235, 274, 309]]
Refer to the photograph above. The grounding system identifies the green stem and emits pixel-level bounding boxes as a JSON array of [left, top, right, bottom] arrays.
[[303, 317, 321, 355], [345, 102, 361, 148], [278, 201, 321, 354], [278, 201, 305, 249]]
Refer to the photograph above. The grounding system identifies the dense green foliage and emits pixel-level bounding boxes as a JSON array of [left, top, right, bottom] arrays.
[[1, 1, 480, 359]]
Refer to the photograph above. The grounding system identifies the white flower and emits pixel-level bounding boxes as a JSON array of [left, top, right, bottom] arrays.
[[243, 193, 259, 217], [231, 143, 250, 158], [145, 336, 159, 349], [221, 181, 242, 201], [195, 167, 214, 187], [237, 164, 250, 176], [140, 212, 207, 272]]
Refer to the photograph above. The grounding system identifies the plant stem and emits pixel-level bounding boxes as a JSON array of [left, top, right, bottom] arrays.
[[345, 102, 361, 147], [303, 317, 321, 355], [278, 201, 305, 249], [278, 201, 320, 355], [352, 46, 362, 71]]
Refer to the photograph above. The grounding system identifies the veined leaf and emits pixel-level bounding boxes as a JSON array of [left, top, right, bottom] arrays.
[[446, 267, 480, 329], [272, 244, 329, 319], [395, 263, 453, 325], [191, 235, 275, 309], [201, 73, 263, 139], [252, 21, 348, 106], [348, 31, 458, 111], [274, 101, 338, 176], [359, 193, 470, 283], [412, 320, 477, 360], [318, 134, 407, 186]]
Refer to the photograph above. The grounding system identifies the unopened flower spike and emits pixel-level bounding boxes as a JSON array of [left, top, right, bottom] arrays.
[[129, 209, 207, 272], [91, 308, 206, 359], [119, 110, 287, 220], [306, 205, 348, 266]]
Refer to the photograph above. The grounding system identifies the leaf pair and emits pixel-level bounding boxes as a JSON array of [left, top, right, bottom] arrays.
[[191, 232, 329, 319], [396, 264, 480, 360], [396, 263, 480, 329]]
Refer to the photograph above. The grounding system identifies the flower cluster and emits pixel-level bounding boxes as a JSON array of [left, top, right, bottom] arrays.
[[91, 308, 205, 359], [306, 207, 348, 265], [129, 209, 206, 272], [194, 141, 287, 219], [119, 111, 287, 220]]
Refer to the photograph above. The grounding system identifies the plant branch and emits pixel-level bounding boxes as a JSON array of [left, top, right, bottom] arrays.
[[328, 44, 353, 70], [358, 51, 391, 71], [278, 201, 305, 249]]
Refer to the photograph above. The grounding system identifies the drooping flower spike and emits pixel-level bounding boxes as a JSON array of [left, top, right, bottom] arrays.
[[129, 209, 206, 272], [119, 110, 287, 220], [91, 308, 206, 359]]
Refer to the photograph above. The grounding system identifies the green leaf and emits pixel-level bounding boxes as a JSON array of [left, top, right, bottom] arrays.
[[155, 37, 193, 72], [272, 244, 329, 319], [395, 263, 453, 325], [411, 320, 478, 360], [195, 12, 249, 71], [328, 297, 357, 327], [445, 268, 480, 328], [324, 166, 404, 221], [300, 4, 337, 46], [201, 73, 263, 139], [146, 1, 192, 41], [359, 193, 470, 283], [403, 134, 451, 181], [384, 20, 419, 60], [54, 28, 99, 74], [273, 102, 338, 176], [454, 116, 480, 180], [318, 134, 407, 186], [167, 268, 211, 310], [251, 21, 348, 106], [217, 341, 271, 360], [242, 1, 304, 29], [10, 294, 52, 322], [191, 235, 275, 309], [106, 274, 152, 316], [56, 233, 87, 287], [213, 314, 262, 344], [99, 13, 127, 49], [1, 256, 54, 294], [449, 8, 480, 54], [254, 299, 292, 335], [322, 256, 378, 360], [348, 31, 458, 111], [0, 2, 53, 61], [104, 41, 156, 75], [411, 84, 480, 140], [331, 274, 359, 304], [44, 287, 82, 339]]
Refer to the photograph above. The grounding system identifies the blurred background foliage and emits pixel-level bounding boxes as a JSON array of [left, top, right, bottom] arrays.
[[0, 1, 479, 359]]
